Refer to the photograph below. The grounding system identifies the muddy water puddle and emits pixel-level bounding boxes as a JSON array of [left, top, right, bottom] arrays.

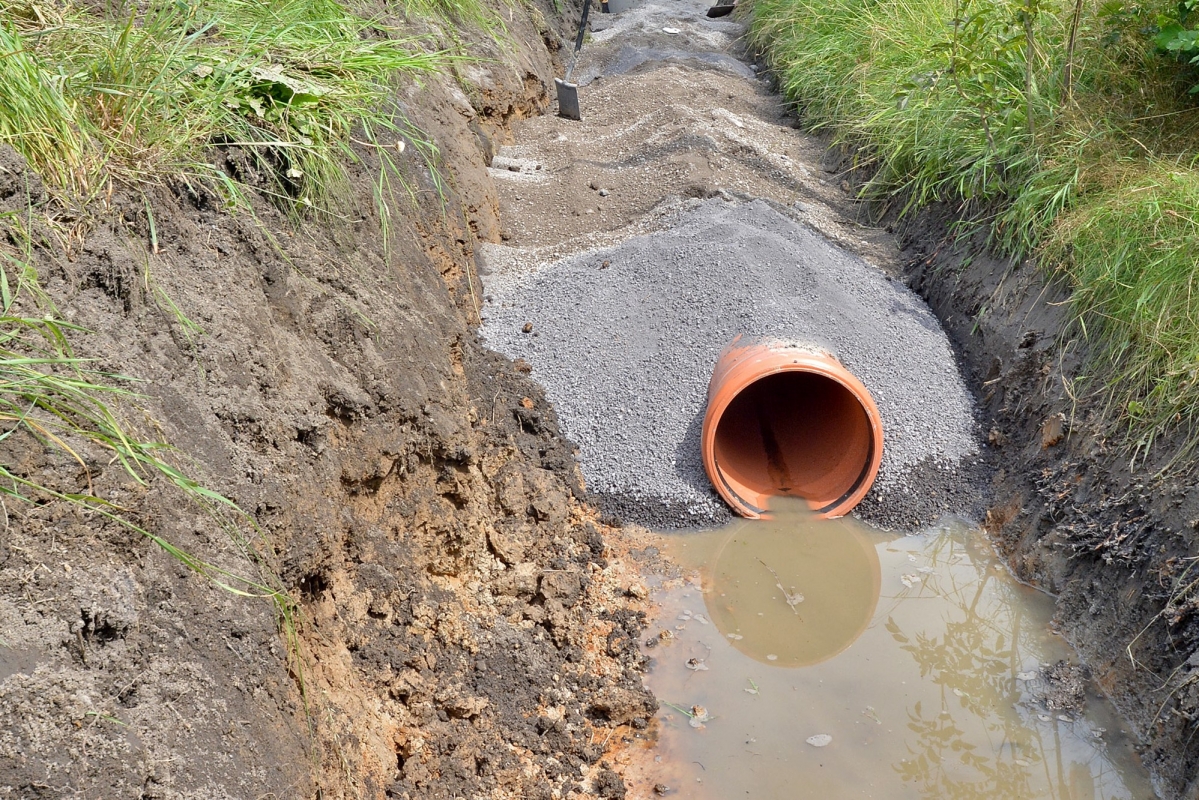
[[640, 499, 1154, 798]]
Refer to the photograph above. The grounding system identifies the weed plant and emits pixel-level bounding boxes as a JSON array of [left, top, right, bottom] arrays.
[[748, 0, 1199, 461]]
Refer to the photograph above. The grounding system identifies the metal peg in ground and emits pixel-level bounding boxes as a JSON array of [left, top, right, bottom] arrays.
[[701, 337, 884, 519], [706, 0, 736, 17], [556, 0, 592, 120]]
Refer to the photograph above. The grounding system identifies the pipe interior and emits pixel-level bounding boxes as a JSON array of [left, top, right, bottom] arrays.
[[713, 371, 873, 509]]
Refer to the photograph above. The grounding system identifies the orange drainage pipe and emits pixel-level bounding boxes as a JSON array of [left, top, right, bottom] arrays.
[[701, 337, 884, 519]]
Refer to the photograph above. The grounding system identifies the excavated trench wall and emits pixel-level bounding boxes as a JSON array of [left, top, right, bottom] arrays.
[[0, 4, 660, 799]]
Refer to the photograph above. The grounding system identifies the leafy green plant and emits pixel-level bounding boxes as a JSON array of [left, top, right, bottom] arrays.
[[1153, 0, 1199, 92]]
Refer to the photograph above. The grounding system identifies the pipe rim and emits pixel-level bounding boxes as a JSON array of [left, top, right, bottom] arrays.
[[701, 348, 884, 519]]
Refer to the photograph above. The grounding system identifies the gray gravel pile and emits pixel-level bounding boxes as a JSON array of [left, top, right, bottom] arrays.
[[480, 199, 979, 528]]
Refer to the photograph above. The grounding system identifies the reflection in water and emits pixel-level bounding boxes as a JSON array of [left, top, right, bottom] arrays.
[[704, 515, 880, 666], [642, 499, 1153, 799]]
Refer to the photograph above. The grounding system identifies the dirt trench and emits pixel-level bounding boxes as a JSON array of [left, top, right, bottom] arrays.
[[1, 0, 1197, 797], [480, 2, 1199, 797]]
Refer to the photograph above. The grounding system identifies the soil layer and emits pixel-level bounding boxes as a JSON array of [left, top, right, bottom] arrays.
[[0, 4, 660, 799]]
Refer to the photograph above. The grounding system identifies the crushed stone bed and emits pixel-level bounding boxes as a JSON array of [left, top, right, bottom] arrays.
[[481, 198, 979, 528]]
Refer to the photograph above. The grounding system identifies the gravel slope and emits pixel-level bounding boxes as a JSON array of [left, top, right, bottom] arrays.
[[481, 199, 979, 527]]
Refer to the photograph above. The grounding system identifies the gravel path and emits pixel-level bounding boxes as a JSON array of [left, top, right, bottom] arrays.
[[481, 199, 979, 528]]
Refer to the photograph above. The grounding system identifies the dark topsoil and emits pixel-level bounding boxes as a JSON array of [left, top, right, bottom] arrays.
[[0, 3, 658, 799], [894, 205, 1199, 799]]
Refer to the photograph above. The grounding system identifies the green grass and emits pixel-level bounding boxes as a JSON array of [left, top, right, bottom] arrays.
[[403, 0, 507, 32], [747, 0, 1199, 462], [1044, 167, 1199, 463], [0, 0, 451, 214]]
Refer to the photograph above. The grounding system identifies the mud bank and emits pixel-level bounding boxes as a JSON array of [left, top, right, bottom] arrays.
[[897, 212, 1199, 798], [0, 4, 659, 799]]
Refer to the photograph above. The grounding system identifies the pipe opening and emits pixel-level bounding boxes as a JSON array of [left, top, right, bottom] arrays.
[[712, 371, 875, 514]]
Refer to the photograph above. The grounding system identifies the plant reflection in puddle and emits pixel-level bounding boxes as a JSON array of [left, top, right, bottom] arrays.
[[639, 498, 1153, 799]]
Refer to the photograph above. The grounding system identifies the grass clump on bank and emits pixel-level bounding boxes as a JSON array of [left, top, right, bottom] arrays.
[[0, 0, 452, 214], [747, 0, 1199, 460]]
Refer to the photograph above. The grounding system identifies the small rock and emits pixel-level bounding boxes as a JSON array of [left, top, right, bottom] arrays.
[[1041, 413, 1066, 449], [626, 582, 648, 599], [1040, 659, 1088, 712], [442, 694, 489, 719], [806, 734, 833, 747], [591, 686, 653, 725], [522, 322, 534, 333], [540, 570, 583, 605], [598, 189, 610, 197]]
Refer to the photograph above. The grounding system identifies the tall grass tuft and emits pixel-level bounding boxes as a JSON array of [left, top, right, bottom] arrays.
[[747, 0, 1199, 461], [0, 22, 87, 191], [1044, 169, 1199, 461], [1, 0, 450, 214]]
